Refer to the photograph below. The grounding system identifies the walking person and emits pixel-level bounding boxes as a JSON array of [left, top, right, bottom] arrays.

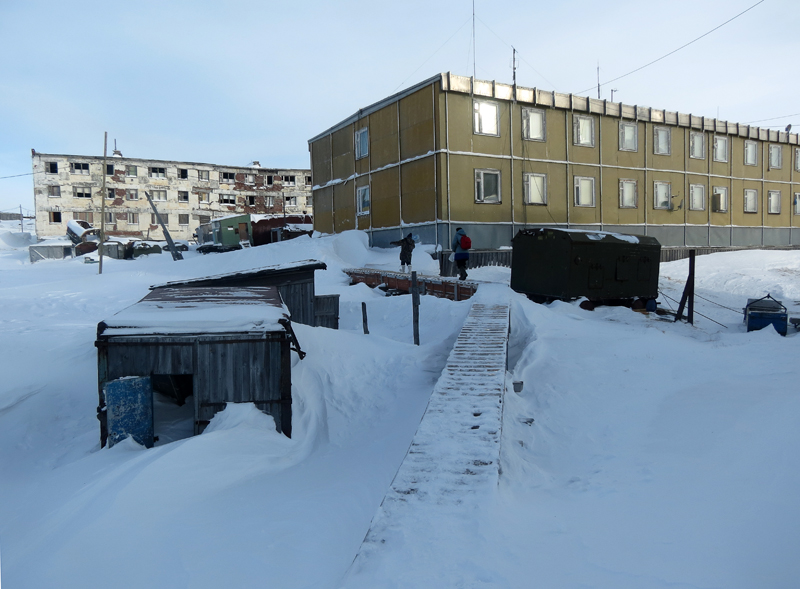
[[391, 232, 416, 273], [451, 227, 471, 280]]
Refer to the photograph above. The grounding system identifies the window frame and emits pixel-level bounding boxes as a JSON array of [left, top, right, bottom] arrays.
[[45, 162, 58, 174], [767, 190, 781, 214], [769, 144, 782, 169], [744, 140, 758, 166], [744, 188, 758, 213], [198, 170, 209, 182], [106, 188, 115, 200], [73, 186, 92, 199], [521, 108, 546, 142], [619, 179, 637, 208], [795, 148, 800, 172], [49, 211, 62, 224], [653, 127, 671, 155], [127, 212, 139, 225], [712, 186, 728, 213], [126, 189, 139, 201], [473, 99, 500, 137], [198, 191, 210, 204], [794, 193, 800, 215], [356, 185, 370, 215], [149, 167, 166, 178], [178, 191, 189, 203], [573, 176, 596, 207], [151, 189, 167, 202], [305, 175, 312, 186], [221, 171, 236, 183], [178, 214, 189, 226], [178, 168, 188, 179], [125, 165, 137, 177], [689, 184, 705, 211], [689, 132, 705, 159], [151, 213, 168, 226], [47, 185, 61, 198], [523, 172, 547, 205], [355, 127, 369, 159], [713, 136, 729, 163], [282, 175, 296, 186], [573, 115, 595, 147], [474, 169, 502, 204], [219, 194, 236, 205], [653, 181, 672, 210], [619, 122, 637, 152], [247, 195, 256, 206], [70, 162, 90, 175]]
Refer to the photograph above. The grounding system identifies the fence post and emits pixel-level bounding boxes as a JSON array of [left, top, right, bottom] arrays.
[[411, 271, 420, 345], [361, 302, 369, 335]]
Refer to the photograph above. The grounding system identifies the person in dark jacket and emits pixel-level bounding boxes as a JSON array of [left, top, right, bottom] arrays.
[[451, 227, 469, 280], [391, 233, 416, 273]]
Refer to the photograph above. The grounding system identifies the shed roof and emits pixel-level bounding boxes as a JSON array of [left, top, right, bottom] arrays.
[[98, 286, 289, 337], [150, 259, 327, 290], [519, 227, 660, 247]]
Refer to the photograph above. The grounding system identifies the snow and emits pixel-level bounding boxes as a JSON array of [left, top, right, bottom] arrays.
[[0, 219, 798, 588], [549, 226, 641, 243]]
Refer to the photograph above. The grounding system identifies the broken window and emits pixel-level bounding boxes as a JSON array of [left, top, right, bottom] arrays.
[[178, 168, 188, 179], [744, 141, 758, 166], [198, 170, 209, 181], [689, 184, 705, 210], [265, 196, 274, 207], [744, 188, 758, 213], [74, 212, 94, 223], [524, 173, 546, 205], [73, 186, 92, 199], [768, 190, 781, 214], [222, 172, 236, 183], [654, 181, 671, 209], [713, 136, 728, 162], [619, 122, 637, 152], [149, 167, 166, 178], [151, 190, 167, 201], [106, 164, 115, 175], [198, 191, 210, 204], [179, 214, 189, 226], [178, 191, 189, 202], [473, 100, 499, 136], [106, 212, 115, 225], [126, 189, 139, 200], [356, 186, 370, 215], [653, 127, 670, 155], [475, 169, 501, 203], [70, 162, 90, 174], [619, 179, 637, 208], [107, 188, 115, 200], [198, 215, 210, 225], [247, 195, 256, 206], [690, 132, 704, 159], [220, 194, 236, 204], [46, 162, 58, 174], [267, 175, 274, 185], [305, 175, 312, 186], [48, 185, 61, 198], [151, 213, 169, 225], [49, 211, 62, 223], [712, 186, 728, 212], [126, 165, 137, 177], [285, 196, 297, 207], [522, 108, 546, 141], [574, 176, 595, 207], [128, 212, 139, 225], [355, 128, 369, 159], [282, 175, 296, 186], [244, 174, 254, 184]]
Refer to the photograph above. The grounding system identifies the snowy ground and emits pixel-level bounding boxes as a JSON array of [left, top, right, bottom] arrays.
[[0, 221, 798, 588]]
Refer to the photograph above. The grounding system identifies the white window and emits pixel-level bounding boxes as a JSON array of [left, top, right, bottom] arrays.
[[475, 169, 501, 203], [198, 191, 210, 204], [768, 190, 781, 214], [795, 148, 800, 172], [744, 188, 758, 213], [574, 176, 595, 207], [198, 170, 209, 181], [769, 145, 782, 169], [355, 128, 369, 159], [220, 194, 236, 204], [690, 132, 704, 159], [105, 212, 115, 225], [178, 191, 189, 202], [126, 189, 138, 201], [70, 162, 89, 174], [654, 181, 671, 209], [151, 189, 167, 201], [523, 173, 546, 205], [282, 175, 296, 186], [522, 108, 545, 141], [713, 136, 728, 162], [125, 165, 137, 177], [573, 115, 594, 147], [794, 193, 800, 215], [179, 214, 189, 226], [712, 186, 728, 212], [654, 127, 670, 155], [74, 186, 91, 199], [128, 212, 139, 225], [473, 100, 499, 136], [285, 196, 297, 207], [48, 185, 61, 198], [619, 122, 637, 152], [744, 141, 758, 166], [244, 173, 254, 184], [356, 185, 370, 215], [149, 167, 166, 178], [46, 162, 58, 174], [221, 172, 236, 183], [619, 180, 637, 208], [689, 184, 705, 211]]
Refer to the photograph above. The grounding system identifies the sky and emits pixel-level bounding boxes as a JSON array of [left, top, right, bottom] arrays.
[[1, 0, 797, 213]]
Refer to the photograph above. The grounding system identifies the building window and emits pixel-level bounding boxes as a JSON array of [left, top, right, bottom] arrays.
[[128, 213, 139, 225], [74, 212, 94, 224], [282, 175, 296, 186], [523, 173, 546, 205], [198, 170, 209, 181], [46, 162, 58, 174], [178, 191, 189, 202], [794, 193, 800, 215], [125, 165, 137, 177], [689, 184, 705, 210], [654, 181, 671, 209], [744, 188, 758, 213], [573, 115, 594, 147], [574, 176, 595, 207], [198, 191, 210, 204], [769, 145, 782, 169], [744, 141, 758, 166], [178, 168, 188, 179], [48, 185, 61, 198], [712, 186, 728, 212], [285, 196, 297, 207], [106, 164, 114, 175], [619, 122, 637, 152], [768, 190, 781, 214], [522, 108, 546, 141], [150, 213, 168, 226], [653, 127, 671, 155], [221, 172, 236, 183], [198, 215, 210, 225], [475, 169, 501, 203], [74, 186, 92, 199], [713, 136, 728, 162], [70, 162, 89, 174], [689, 132, 704, 159], [795, 148, 800, 172], [266, 175, 274, 185], [247, 195, 256, 206], [126, 189, 138, 201], [305, 175, 312, 186], [178, 214, 188, 225], [49, 211, 62, 223], [619, 180, 637, 208], [244, 174, 255, 184], [149, 167, 166, 178], [151, 189, 167, 201], [473, 100, 499, 136], [356, 186, 370, 215], [355, 128, 369, 159], [105, 212, 115, 225], [220, 194, 236, 204]]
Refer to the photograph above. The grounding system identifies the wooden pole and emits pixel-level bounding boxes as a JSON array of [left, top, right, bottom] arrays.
[[99, 132, 107, 274], [674, 249, 696, 325], [361, 302, 369, 335], [411, 271, 420, 345]]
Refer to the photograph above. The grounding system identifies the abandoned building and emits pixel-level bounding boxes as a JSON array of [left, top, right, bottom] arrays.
[[308, 72, 800, 255], [96, 286, 302, 448], [32, 150, 313, 241]]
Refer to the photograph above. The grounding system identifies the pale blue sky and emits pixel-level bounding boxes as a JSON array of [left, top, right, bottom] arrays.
[[1, 0, 796, 212]]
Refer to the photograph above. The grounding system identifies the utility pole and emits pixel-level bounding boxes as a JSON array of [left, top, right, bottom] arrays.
[[99, 132, 107, 275], [19, 205, 23, 233]]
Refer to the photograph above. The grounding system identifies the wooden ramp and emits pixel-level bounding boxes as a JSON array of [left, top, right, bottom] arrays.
[[344, 301, 510, 582]]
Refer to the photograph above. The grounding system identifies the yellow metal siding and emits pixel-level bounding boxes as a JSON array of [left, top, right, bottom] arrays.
[[311, 140, 332, 186], [313, 186, 334, 233], [515, 161, 568, 225], [331, 124, 355, 181], [569, 164, 600, 224], [600, 168, 646, 225], [400, 157, 437, 224], [448, 154, 512, 223], [333, 182, 355, 232], [568, 113, 600, 166], [649, 123, 685, 171], [368, 104, 400, 170], [371, 167, 400, 228], [399, 87, 435, 160]]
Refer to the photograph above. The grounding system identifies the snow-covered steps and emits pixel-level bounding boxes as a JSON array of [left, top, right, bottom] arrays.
[[343, 301, 510, 584]]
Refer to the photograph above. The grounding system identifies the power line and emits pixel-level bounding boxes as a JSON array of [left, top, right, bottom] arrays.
[[0, 172, 34, 180], [575, 0, 766, 95], [746, 112, 800, 124]]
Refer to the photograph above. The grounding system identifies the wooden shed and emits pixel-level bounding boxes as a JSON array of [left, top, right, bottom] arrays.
[[95, 286, 303, 448], [151, 259, 338, 329]]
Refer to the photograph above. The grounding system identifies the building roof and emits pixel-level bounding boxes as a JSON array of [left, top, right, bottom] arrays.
[[98, 286, 289, 337], [149, 259, 327, 290]]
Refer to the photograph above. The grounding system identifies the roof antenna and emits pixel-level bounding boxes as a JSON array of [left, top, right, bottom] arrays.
[[597, 61, 601, 99], [512, 46, 517, 92], [472, 0, 476, 80]]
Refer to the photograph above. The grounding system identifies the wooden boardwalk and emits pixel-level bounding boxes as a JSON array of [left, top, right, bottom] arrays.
[[344, 300, 510, 581], [344, 268, 479, 301]]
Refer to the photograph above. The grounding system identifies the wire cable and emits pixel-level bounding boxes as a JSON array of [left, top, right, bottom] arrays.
[[659, 290, 728, 327], [694, 292, 743, 313], [0, 172, 34, 180], [745, 112, 800, 124], [575, 0, 766, 95]]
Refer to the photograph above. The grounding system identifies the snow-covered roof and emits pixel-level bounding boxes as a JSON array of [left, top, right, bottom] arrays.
[[99, 286, 289, 337], [526, 227, 659, 246], [149, 259, 327, 290]]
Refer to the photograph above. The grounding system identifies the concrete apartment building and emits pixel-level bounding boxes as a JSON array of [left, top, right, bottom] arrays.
[[32, 150, 312, 241], [308, 72, 800, 252]]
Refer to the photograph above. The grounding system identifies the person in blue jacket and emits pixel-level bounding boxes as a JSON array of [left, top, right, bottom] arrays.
[[451, 227, 470, 280]]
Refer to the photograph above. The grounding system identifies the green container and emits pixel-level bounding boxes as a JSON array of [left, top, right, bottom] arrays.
[[212, 214, 253, 247], [510, 228, 661, 301]]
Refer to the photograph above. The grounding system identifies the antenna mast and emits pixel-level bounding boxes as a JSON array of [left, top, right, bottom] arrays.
[[472, 0, 476, 79], [597, 62, 600, 99], [512, 46, 517, 90]]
